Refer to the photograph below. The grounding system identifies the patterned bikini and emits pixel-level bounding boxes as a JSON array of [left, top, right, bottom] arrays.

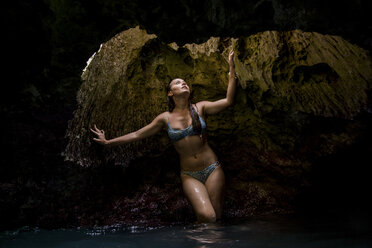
[[166, 111, 221, 184]]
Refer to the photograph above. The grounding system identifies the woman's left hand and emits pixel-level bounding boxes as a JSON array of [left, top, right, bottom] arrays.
[[228, 50, 235, 67]]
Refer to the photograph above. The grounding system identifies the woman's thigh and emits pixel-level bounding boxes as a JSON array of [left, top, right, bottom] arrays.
[[205, 166, 225, 217], [181, 173, 216, 221]]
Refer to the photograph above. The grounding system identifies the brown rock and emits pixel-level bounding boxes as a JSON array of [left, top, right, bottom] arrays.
[[64, 26, 372, 218]]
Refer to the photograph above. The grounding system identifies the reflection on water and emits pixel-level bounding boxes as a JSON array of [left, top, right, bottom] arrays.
[[184, 223, 233, 247], [1, 214, 371, 248]]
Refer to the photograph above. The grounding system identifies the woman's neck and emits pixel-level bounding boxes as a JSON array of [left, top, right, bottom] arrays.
[[173, 96, 189, 111]]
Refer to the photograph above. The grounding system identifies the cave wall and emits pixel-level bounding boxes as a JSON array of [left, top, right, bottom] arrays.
[[2, 0, 372, 230], [64, 26, 372, 225]]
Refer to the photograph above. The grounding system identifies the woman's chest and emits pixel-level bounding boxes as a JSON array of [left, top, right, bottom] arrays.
[[169, 114, 192, 130]]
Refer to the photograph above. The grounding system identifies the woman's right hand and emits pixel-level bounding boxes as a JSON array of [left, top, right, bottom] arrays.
[[90, 124, 108, 145], [228, 50, 235, 67]]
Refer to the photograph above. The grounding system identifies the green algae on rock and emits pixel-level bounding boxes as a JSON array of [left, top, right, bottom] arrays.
[[65, 26, 371, 168], [64, 26, 371, 218], [64, 26, 234, 167]]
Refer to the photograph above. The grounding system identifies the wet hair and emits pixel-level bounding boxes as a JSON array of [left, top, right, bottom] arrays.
[[167, 79, 202, 134]]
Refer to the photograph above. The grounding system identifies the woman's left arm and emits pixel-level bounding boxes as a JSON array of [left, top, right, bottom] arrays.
[[198, 50, 237, 115]]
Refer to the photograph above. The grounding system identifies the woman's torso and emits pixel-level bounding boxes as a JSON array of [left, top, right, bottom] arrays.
[[165, 105, 217, 171]]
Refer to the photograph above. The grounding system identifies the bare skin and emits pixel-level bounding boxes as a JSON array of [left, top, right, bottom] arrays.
[[91, 50, 236, 223]]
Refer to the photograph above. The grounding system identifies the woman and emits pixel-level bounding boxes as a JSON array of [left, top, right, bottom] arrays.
[[90, 50, 237, 223]]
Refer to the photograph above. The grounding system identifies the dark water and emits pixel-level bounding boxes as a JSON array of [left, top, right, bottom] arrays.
[[1, 215, 371, 248]]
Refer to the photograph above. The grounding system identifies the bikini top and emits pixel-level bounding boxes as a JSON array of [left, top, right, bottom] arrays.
[[167, 111, 207, 142]]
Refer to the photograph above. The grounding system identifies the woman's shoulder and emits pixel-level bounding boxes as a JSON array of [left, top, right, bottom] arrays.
[[195, 101, 207, 108], [155, 111, 170, 124], [194, 102, 206, 117]]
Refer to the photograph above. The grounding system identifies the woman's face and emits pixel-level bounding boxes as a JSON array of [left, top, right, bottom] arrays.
[[168, 78, 190, 97]]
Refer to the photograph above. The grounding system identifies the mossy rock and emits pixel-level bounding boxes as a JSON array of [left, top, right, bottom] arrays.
[[64, 26, 372, 218]]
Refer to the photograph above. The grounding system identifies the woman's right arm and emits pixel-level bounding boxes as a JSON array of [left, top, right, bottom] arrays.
[[90, 112, 166, 147]]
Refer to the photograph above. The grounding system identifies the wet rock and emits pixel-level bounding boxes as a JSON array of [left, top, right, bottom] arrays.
[[65, 26, 372, 222]]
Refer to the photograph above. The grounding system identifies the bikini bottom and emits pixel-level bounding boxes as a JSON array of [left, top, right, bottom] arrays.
[[181, 161, 220, 184]]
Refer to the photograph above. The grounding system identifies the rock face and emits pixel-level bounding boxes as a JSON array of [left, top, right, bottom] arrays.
[[65, 26, 371, 222]]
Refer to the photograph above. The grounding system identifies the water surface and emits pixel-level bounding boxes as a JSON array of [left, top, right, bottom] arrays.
[[1, 214, 371, 248]]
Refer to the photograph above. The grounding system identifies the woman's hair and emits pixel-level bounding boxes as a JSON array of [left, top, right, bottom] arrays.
[[167, 80, 202, 134]]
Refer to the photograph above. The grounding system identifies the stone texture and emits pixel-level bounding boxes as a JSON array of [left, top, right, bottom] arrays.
[[64, 26, 372, 221]]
